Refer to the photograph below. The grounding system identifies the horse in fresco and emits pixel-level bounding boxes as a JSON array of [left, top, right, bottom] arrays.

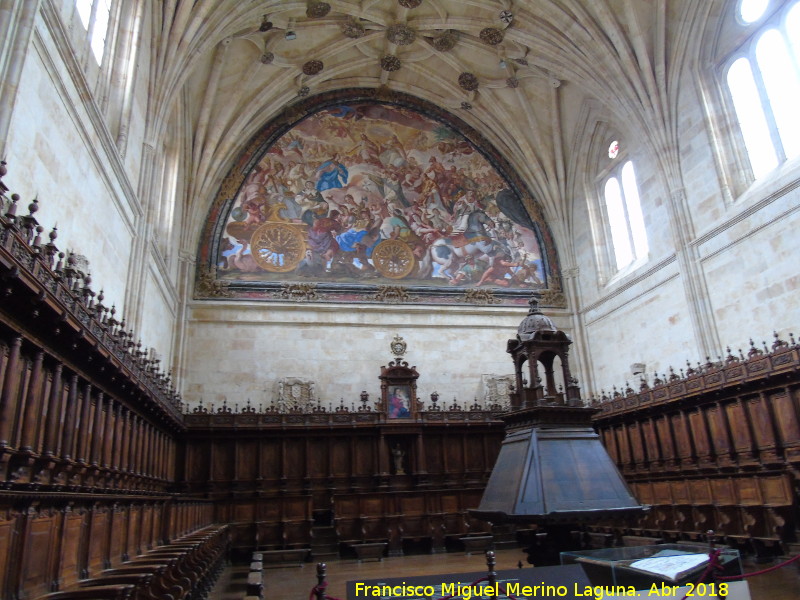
[[428, 209, 503, 278]]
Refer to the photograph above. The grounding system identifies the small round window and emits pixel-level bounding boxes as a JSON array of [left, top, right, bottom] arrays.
[[608, 140, 620, 159], [738, 0, 769, 24]]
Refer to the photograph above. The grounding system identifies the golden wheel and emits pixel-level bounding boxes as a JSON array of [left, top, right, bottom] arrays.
[[372, 239, 416, 279], [250, 222, 306, 273]]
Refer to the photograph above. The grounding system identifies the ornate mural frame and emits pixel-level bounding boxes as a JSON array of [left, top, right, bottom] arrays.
[[196, 88, 564, 307]]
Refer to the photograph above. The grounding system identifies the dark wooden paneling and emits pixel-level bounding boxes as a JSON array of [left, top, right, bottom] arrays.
[[593, 343, 800, 549]]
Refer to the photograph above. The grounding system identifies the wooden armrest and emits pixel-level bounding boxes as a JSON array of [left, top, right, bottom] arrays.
[[38, 584, 136, 600]]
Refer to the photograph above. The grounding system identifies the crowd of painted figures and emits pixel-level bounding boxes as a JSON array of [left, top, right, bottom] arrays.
[[219, 104, 545, 286]]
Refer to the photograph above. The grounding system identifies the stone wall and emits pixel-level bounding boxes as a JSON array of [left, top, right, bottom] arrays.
[[181, 303, 575, 410]]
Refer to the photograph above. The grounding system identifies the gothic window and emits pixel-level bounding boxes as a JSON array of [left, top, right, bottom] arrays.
[[75, 0, 113, 64], [602, 160, 649, 272], [726, 0, 800, 179]]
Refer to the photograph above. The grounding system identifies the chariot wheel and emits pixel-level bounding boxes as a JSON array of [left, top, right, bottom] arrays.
[[372, 239, 416, 279], [250, 222, 306, 273]]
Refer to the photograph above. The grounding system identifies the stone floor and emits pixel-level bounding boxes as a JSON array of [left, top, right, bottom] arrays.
[[209, 548, 800, 600]]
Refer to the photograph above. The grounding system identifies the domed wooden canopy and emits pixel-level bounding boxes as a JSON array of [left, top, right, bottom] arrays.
[[471, 294, 645, 524]]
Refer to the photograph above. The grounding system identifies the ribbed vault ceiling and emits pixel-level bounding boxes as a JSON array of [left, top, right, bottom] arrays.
[[146, 0, 730, 257]]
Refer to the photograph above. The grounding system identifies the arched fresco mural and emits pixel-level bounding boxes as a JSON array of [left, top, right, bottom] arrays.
[[199, 91, 561, 306]]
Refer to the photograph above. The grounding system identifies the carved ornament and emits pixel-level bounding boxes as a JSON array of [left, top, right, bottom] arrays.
[[373, 285, 413, 303], [464, 288, 500, 304], [195, 266, 232, 298], [277, 282, 318, 302]]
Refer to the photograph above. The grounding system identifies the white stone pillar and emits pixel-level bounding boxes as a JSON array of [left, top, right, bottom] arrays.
[[0, 0, 42, 159]]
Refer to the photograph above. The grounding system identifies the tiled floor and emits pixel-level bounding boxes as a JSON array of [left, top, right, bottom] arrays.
[[210, 548, 800, 600]]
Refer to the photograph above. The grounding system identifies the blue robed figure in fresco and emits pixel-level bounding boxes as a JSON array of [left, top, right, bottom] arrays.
[[316, 153, 348, 191]]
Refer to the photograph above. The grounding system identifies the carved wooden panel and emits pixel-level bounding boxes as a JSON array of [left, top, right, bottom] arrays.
[[747, 395, 776, 450], [655, 417, 675, 462], [705, 405, 730, 456], [234, 502, 255, 522], [772, 393, 800, 447], [466, 436, 484, 471], [671, 413, 692, 461], [58, 508, 85, 588], [236, 439, 258, 480], [760, 475, 793, 506], [354, 437, 374, 475], [710, 478, 736, 506], [652, 481, 672, 504], [424, 436, 444, 471], [141, 505, 154, 550], [21, 510, 56, 598], [284, 438, 304, 479], [614, 426, 630, 465], [736, 478, 762, 506], [212, 440, 234, 481], [260, 438, 281, 478], [86, 507, 109, 578], [688, 409, 710, 458], [689, 479, 712, 505], [726, 401, 752, 454], [641, 420, 659, 463], [186, 442, 211, 481], [0, 512, 15, 596], [332, 436, 349, 477], [108, 506, 125, 568], [127, 505, 141, 557], [671, 479, 690, 504]]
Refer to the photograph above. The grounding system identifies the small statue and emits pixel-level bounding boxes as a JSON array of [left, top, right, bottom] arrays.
[[392, 444, 405, 475]]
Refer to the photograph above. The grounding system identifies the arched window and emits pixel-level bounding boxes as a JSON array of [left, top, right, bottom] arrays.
[[726, 1, 800, 180], [602, 161, 648, 271], [75, 0, 113, 64]]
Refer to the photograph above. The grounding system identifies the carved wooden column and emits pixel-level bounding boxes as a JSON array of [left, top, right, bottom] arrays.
[[19, 349, 44, 453], [0, 335, 23, 448], [111, 405, 124, 471], [127, 415, 139, 475], [154, 431, 164, 480], [144, 423, 153, 478], [135, 417, 145, 476], [77, 383, 94, 464], [120, 409, 132, 475], [90, 392, 105, 466], [42, 362, 64, 458], [61, 373, 80, 461], [102, 399, 115, 469]]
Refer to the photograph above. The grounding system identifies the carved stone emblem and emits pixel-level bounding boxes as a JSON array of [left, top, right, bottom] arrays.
[[390, 334, 407, 357], [380, 55, 402, 72], [479, 27, 504, 45], [341, 19, 365, 38], [386, 24, 417, 46], [458, 72, 479, 91], [302, 60, 324, 75], [432, 30, 457, 51], [306, 1, 331, 18], [276, 377, 316, 412]]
